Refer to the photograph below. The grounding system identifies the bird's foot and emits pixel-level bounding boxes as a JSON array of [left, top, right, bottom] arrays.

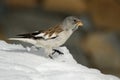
[[49, 49, 64, 59], [52, 49, 64, 55], [48, 55, 53, 59]]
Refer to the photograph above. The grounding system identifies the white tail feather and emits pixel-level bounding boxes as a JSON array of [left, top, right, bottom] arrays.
[[9, 38, 36, 44]]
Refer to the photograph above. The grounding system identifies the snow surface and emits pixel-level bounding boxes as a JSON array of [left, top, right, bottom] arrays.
[[0, 40, 119, 80]]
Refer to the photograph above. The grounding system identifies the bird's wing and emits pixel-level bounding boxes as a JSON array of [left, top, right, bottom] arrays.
[[16, 30, 44, 39], [16, 25, 63, 40]]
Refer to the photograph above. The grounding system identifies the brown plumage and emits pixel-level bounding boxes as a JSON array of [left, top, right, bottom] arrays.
[[44, 25, 63, 37], [15, 25, 63, 40]]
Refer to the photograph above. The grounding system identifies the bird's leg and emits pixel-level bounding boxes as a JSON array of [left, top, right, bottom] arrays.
[[48, 55, 53, 59], [52, 49, 64, 55], [52, 51, 56, 55]]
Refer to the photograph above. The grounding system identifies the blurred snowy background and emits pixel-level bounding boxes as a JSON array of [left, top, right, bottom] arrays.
[[0, 0, 120, 77]]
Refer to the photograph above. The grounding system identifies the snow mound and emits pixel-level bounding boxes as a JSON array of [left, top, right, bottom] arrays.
[[0, 40, 119, 80]]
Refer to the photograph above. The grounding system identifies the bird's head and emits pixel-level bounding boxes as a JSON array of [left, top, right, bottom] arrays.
[[61, 16, 83, 31]]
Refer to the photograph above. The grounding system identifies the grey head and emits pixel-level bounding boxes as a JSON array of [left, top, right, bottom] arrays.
[[61, 16, 83, 31]]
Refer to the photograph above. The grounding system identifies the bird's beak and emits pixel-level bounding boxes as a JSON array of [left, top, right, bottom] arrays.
[[76, 21, 83, 27]]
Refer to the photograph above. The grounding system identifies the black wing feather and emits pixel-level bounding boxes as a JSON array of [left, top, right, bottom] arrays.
[[16, 31, 43, 39], [16, 30, 58, 40]]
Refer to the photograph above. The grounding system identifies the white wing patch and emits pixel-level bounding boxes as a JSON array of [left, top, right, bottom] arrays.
[[50, 33, 57, 38], [35, 33, 45, 37], [44, 33, 57, 39], [35, 32, 57, 40], [44, 34, 49, 39]]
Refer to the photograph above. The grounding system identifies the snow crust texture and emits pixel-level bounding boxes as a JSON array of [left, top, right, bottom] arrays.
[[0, 40, 119, 80]]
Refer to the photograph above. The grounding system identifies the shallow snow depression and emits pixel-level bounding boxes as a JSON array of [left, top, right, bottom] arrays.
[[0, 40, 119, 80]]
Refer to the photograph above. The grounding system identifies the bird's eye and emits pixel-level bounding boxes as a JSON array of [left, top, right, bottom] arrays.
[[73, 19, 77, 22]]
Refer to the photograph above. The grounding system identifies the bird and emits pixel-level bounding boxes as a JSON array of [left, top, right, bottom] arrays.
[[9, 16, 83, 59]]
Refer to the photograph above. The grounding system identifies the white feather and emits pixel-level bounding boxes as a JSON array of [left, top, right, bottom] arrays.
[[44, 34, 49, 39], [35, 33, 45, 37], [35, 32, 57, 39], [50, 33, 57, 38]]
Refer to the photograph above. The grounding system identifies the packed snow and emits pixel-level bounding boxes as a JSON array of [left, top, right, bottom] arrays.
[[0, 40, 119, 80]]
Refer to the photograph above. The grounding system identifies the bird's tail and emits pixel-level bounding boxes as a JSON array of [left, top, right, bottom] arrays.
[[9, 38, 36, 44]]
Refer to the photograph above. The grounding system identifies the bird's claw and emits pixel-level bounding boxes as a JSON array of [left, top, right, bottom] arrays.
[[52, 49, 64, 55], [49, 55, 53, 59], [49, 49, 64, 59]]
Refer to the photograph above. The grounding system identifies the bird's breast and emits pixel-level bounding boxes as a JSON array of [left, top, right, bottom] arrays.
[[55, 30, 73, 45]]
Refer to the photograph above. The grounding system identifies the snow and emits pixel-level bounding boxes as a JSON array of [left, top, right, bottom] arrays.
[[0, 40, 119, 80]]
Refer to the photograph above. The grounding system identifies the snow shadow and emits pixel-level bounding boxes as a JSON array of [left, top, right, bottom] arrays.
[[1, 46, 48, 58]]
